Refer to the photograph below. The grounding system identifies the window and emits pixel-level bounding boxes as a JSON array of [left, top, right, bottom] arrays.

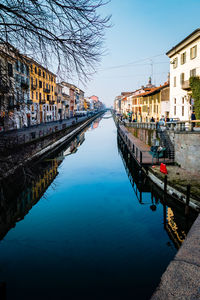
[[173, 57, 178, 69], [182, 97, 184, 104], [35, 66, 37, 74], [20, 63, 24, 74], [174, 106, 176, 115], [190, 45, 197, 59], [174, 76, 176, 87], [32, 91, 34, 99], [52, 86, 53, 91], [31, 65, 33, 73], [43, 72, 45, 78], [47, 95, 50, 101], [15, 61, 19, 71], [36, 78, 37, 87], [39, 81, 42, 88], [180, 73, 185, 84], [39, 93, 41, 100], [174, 98, 176, 104], [182, 106, 184, 116], [181, 52, 186, 64], [36, 92, 38, 100], [190, 68, 196, 77], [25, 64, 29, 76], [8, 63, 13, 77], [38, 69, 41, 76]]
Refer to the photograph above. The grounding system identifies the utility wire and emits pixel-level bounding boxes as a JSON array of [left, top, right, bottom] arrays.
[[98, 53, 166, 71]]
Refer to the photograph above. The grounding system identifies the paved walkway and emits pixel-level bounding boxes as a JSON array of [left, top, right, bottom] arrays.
[[0, 114, 97, 147], [119, 125, 173, 166]]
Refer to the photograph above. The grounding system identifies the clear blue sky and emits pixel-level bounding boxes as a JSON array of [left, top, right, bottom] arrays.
[[80, 0, 200, 106]]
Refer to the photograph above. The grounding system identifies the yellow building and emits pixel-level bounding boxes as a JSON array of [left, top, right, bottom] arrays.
[[131, 83, 169, 122], [27, 58, 57, 124]]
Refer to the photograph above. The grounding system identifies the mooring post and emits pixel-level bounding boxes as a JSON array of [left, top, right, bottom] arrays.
[[164, 175, 167, 194], [185, 184, 191, 216], [140, 151, 142, 164]]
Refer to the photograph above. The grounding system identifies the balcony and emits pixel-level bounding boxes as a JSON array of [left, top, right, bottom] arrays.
[[43, 88, 50, 93], [21, 82, 29, 90], [8, 103, 15, 110], [0, 82, 9, 93], [62, 100, 68, 106], [181, 80, 190, 91], [39, 99, 46, 104], [27, 99, 33, 105], [49, 100, 55, 105], [31, 84, 37, 90]]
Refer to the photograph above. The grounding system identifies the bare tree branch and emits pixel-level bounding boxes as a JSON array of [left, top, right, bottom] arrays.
[[0, 0, 111, 81]]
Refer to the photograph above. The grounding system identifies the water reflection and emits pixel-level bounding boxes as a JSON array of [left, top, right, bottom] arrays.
[[0, 114, 197, 300], [0, 117, 103, 242], [117, 134, 197, 250]]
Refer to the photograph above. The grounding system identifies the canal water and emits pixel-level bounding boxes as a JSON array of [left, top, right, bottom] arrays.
[[0, 112, 197, 300]]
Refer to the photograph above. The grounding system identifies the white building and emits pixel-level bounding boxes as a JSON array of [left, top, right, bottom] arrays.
[[166, 29, 200, 120]]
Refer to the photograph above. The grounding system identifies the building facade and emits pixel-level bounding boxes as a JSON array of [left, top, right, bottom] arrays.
[[28, 58, 57, 124], [166, 29, 200, 120]]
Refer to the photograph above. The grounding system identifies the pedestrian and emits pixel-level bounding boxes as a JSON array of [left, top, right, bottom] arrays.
[[150, 116, 155, 122], [156, 118, 160, 130], [191, 111, 196, 130]]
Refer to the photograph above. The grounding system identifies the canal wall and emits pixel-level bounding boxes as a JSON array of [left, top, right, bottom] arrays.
[[151, 214, 200, 300], [169, 131, 200, 174], [0, 112, 105, 180], [117, 123, 200, 212]]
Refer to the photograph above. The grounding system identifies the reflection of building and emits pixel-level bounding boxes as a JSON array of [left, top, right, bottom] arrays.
[[90, 117, 101, 130], [118, 133, 196, 250], [63, 132, 85, 156], [164, 207, 186, 249], [0, 158, 62, 241]]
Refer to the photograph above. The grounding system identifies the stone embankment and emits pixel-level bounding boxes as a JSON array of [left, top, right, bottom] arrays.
[[0, 111, 105, 179], [151, 214, 200, 299]]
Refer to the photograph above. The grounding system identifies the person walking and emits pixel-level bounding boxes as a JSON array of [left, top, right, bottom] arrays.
[[150, 116, 155, 122], [191, 111, 196, 130]]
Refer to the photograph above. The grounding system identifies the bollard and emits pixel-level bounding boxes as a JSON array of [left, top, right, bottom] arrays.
[[185, 184, 191, 216]]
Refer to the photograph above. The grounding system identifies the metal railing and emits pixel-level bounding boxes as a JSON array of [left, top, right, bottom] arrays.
[[117, 117, 200, 132]]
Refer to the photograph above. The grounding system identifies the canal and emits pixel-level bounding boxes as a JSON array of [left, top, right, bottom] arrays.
[[0, 112, 197, 300]]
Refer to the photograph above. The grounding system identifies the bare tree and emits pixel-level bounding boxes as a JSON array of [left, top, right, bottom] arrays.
[[0, 0, 111, 80]]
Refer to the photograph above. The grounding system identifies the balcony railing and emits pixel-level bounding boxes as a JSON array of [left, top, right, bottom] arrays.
[[0, 83, 9, 93], [39, 99, 46, 104], [62, 100, 69, 106], [31, 84, 37, 90], [27, 99, 33, 105], [49, 100, 55, 105], [181, 80, 190, 90], [43, 88, 50, 93]]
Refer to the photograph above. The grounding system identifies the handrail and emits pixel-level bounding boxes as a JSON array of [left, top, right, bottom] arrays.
[[115, 115, 200, 132]]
